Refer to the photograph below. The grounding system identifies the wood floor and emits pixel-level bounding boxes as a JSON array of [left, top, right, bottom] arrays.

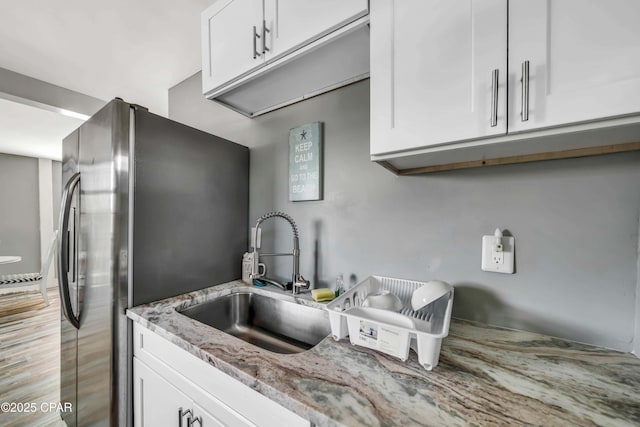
[[0, 287, 66, 427]]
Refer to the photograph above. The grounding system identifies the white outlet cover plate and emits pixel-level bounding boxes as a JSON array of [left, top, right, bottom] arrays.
[[481, 235, 515, 274]]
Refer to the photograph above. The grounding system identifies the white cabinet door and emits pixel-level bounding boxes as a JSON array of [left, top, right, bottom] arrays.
[[133, 358, 193, 427], [370, 0, 507, 156], [508, 0, 640, 132], [202, 0, 264, 93], [263, 0, 368, 59], [133, 323, 309, 427], [193, 403, 225, 427]]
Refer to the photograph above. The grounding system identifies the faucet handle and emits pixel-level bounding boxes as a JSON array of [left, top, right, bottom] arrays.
[[293, 275, 310, 294]]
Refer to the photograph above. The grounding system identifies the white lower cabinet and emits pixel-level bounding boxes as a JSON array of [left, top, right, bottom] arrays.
[[134, 358, 221, 427], [132, 323, 309, 427], [194, 402, 226, 427]]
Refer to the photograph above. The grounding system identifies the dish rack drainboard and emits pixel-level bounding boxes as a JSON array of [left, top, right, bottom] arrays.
[[325, 276, 454, 370]]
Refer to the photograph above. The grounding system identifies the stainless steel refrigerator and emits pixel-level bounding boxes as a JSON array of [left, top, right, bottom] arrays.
[[57, 99, 248, 426]]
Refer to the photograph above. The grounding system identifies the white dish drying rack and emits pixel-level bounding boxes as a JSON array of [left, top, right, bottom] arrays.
[[326, 276, 454, 370]]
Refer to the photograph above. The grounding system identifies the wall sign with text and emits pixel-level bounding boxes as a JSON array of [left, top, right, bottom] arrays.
[[289, 122, 323, 201]]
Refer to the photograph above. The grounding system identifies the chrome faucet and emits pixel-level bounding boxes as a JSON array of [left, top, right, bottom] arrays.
[[250, 211, 310, 295]]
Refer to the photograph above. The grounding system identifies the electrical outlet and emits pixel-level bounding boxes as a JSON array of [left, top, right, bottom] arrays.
[[481, 232, 514, 274]]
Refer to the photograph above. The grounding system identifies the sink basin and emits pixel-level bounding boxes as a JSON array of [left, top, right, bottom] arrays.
[[179, 290, 331, 354]]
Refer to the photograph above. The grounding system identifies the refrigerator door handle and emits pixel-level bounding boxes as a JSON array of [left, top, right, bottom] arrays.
[[58, 172, 81, 329]]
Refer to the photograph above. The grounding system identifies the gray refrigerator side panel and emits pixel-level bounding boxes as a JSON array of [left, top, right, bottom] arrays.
[[61, 128, 79, 427], [76, 99, 131, 427], [131, 109, 249, 306]]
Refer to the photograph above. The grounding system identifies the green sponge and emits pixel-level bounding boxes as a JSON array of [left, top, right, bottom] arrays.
[[311, 288, 335, 302]]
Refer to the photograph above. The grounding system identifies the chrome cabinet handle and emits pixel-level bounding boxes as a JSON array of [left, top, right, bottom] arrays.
[[262, 20, 270, 54], [253, 26, 261, 59], [187, 415, 202, 427], [57, 172, 80, 329], [178, 408, 193, 427], [521, 60, 530, 122], [490, 69, 499, 127]]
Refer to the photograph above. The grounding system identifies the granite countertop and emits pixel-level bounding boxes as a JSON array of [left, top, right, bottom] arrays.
[[127, 280, 640, 427]]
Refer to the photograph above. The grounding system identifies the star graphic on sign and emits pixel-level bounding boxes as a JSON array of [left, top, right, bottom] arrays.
[[300, 130, 307, 140]]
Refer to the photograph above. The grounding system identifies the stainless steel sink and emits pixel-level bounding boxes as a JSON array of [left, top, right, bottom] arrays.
[[179, 290, 331, 354]]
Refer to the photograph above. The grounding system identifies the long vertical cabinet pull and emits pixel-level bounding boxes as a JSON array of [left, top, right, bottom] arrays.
[[262, 20, 270, 54], [521, 60, 530, 121], [252, 26, 261, 59], [490, 69, 499, 127]]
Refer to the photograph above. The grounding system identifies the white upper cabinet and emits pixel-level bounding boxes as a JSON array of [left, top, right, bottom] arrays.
[[264, 0, 368, 59], [508, 0, 640, 132], [202, 0, 264, 93], [371, 0, 640, 170], [370, 0, 508, 156], [202, 0, 369, 98]]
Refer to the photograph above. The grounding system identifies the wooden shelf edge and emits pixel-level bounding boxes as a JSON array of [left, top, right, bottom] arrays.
[[375, 160, 401, 175], [382, 141, 640, 175]]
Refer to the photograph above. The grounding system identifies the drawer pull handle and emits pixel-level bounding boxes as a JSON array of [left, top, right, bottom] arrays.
[[262, 20, 270, 54], [521, 60, 530, 121], [253, 26, 261, 59], [178, 408, 192, 427], [490, 68, 499, 127]]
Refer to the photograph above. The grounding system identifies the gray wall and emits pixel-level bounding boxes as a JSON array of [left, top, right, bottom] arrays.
[[169, 73, 640, 352], [636, 215, 640, 356], [52, 160, 61, 229], [0, 153, 40, 273]]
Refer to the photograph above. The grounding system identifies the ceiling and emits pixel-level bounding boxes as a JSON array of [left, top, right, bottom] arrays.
[[0, 0, 215, 160], [0, 98, 84, 160]]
